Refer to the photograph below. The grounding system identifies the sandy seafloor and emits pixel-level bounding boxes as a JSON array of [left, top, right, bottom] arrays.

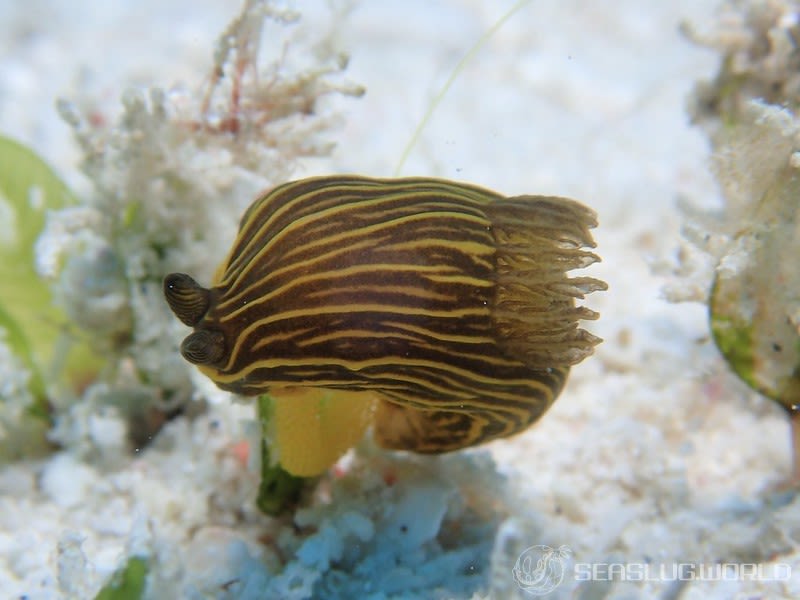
[[2, 0, 799, 598]]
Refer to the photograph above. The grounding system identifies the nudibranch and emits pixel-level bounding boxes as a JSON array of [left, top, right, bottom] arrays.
[[164, 176, 607, 476]]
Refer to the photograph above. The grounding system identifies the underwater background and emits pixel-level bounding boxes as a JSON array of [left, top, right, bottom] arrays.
[[1, 0, 799, 598]]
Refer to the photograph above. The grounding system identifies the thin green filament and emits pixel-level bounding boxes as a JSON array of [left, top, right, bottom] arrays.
[[394, 0, 533, 176]]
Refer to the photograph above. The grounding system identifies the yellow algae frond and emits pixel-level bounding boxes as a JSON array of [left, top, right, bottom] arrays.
[[270, 387, 376, 477]]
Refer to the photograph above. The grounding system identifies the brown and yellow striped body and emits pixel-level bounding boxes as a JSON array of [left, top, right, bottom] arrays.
[[164, 175, 605, 468]]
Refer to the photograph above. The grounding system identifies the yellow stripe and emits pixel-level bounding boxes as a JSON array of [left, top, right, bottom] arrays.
[[220, 263, 487, 322], [219, 208, 491, 294], [210, 354, 542, 389], [380, 320, 495, 345], [238, 302, 487, 356], [221, 183, 493, 285]]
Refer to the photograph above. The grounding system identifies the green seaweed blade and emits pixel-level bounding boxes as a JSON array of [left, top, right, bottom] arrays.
[[0, 135, 92, 409], [94, 556, 148, 600], [256, 394, 306, 515]]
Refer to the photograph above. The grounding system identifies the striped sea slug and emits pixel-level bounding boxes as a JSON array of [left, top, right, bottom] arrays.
[[164, 175, 606, 475]]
